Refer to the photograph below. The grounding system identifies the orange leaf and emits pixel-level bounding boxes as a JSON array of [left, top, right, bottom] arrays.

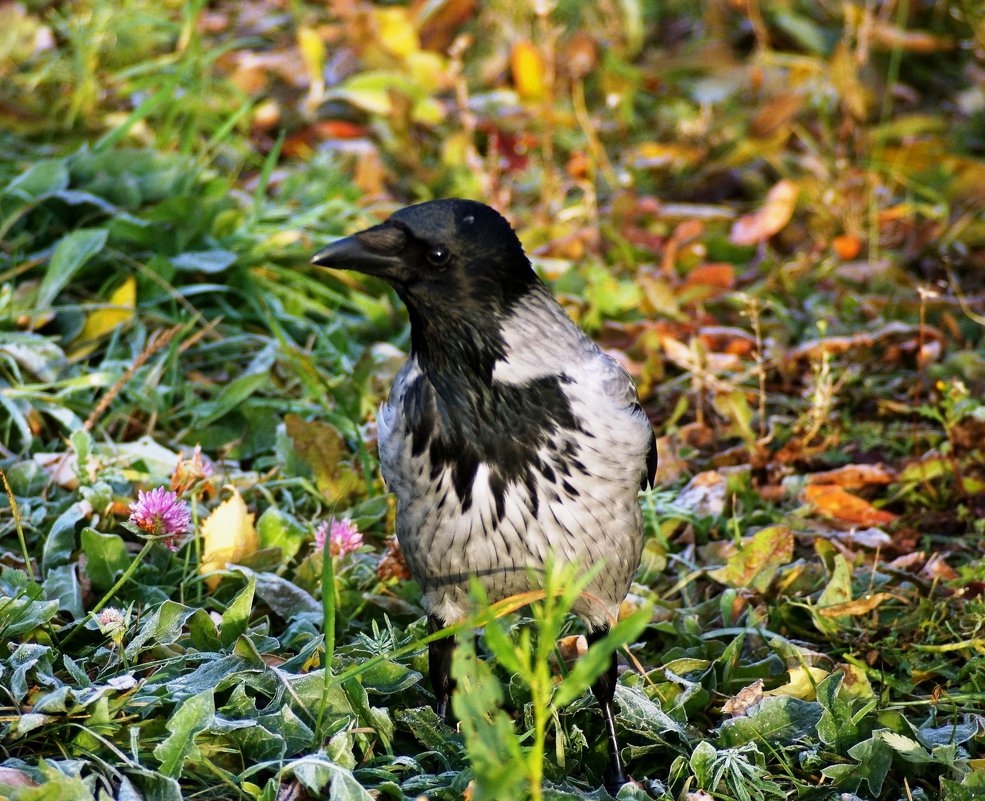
[[807, 464, 895, 489], [804, 485, 896, 526], [729, 179, 798, 245], [833, 234, 862, 260], [511, 40, 546, 101], [682, 263, 735, 291]]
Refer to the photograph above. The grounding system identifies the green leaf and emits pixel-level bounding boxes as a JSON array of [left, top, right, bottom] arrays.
[[358, 659, 423, 695], [43, 563, 81, 617], [81, 528, 130, 589], [451, 638, 528, 801], [8, 760, 96, 801], [0, 590, 58, 640], [4, 160, 69, 200], [813, 554, 854, 633], [122, 766, 183, 801], [717, 696, 823, 747], [187, 607, 222, 652], [242, 568, 320, 619], [289, 754, 374, 801], [821, 730, 894, 796], [191, 341, 278, 426], [689, 739, 718, 787], [41, 502, 88, 574], [153, 689, 215, 777], [616, 682, 687, 740], [125, 600, 194, 658], [220, 575, 255, 648], [708, 525, 794, 593], [171, 249, 237, 274], [38, 228, 109, 310], [256, 507, 308, 562], [394, 707, 454, 752]]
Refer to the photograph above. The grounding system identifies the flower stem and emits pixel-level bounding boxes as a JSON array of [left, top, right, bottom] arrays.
[[317, 550, 337, 739], [61, 539, 155, 648]]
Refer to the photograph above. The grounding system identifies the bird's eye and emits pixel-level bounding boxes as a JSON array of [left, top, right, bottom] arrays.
[[427, 247, 451, 267]]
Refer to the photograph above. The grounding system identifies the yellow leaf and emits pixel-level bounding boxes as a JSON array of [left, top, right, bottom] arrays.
[[78, 277, 136, 342], [72, 277, 136, 359], [818, 592, 900, 618], [297, 25, 325, 106], [765, 666, 829, 700], [511, 40, 546, 101], [375, 7, 419, 58], [200, 489, 258, 590]]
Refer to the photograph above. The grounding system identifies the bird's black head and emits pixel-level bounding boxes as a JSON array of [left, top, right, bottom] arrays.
[[312, 199, 539, 322]]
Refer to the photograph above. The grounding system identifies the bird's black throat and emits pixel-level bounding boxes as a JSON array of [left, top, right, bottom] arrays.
[[402, 357, 585, 522]]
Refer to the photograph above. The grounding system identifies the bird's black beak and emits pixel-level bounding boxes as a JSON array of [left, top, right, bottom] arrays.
[[311, 222, 407, 282]]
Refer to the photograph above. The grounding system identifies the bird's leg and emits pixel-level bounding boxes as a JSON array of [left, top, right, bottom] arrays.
[[588, 625, 626, 792], [428, 614, 456, 721]]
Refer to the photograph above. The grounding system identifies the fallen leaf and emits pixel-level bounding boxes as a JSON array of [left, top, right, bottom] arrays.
[[710, 525, 794, 592], [764, 666, 829, 700], [511, 40, 546, 101], [729, 179, 798, 245], [377, 535, 411, 581], [73, 277, 136, 356], [804, 485, 897, 526], [556, 634, 588, 664], [297, 25, 326, 108], [832, 234, 862, 260], [674, 470, 727, 517], [286, 415, 362, 504], [722, 679, 765, 715], [680, 263, 735, 301], [807, 464, 895, 489], [419, 0, 477, 52], [200, 489, 258, 590], [818, 592, 900, 617], [374, 6, 420, 58], [749, 93, 804, 138], [0, 767, 38, 787]]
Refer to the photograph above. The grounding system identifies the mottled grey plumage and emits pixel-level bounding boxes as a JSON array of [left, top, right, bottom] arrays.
[[378, 281, 651, 629], [313, 198, 655, 790]]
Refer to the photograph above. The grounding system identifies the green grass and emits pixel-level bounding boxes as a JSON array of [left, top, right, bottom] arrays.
[[1, 1, 985, 799]]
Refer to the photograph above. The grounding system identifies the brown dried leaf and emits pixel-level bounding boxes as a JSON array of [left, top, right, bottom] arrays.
[[807, 464, 896, 489], [749, 93, 804, 138], [721, 679, 765, 716], [419, 0, 477, 52], [729, 179, 798, 245], [377, 535, 411, 581]]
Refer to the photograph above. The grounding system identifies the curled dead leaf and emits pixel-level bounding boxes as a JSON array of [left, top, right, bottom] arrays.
[[729, 179, 798, 246], [555, 634, 588, 666], [722, 679, 765, 716], [807, 464, 895, 489]]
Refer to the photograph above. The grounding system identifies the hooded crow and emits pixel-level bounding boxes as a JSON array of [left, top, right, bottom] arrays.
[[313, 198, 656, 789]]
